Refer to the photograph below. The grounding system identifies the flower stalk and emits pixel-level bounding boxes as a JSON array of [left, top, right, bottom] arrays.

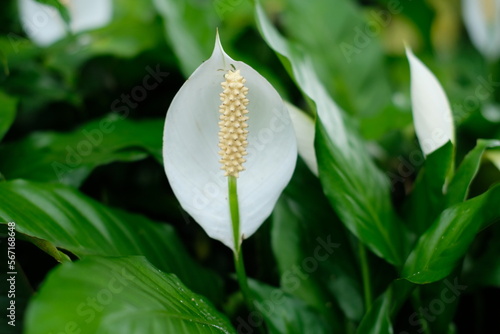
[[229, 176, 253, 308], [358, 242, 372, 311]]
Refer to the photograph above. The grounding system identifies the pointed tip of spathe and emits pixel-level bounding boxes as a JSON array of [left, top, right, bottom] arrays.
[[210, 29, 229, 67], [214, 29, 224, 53], [215, 27, 220, 43], [404, 42, 424, 63], [404, 43, 415, 60]]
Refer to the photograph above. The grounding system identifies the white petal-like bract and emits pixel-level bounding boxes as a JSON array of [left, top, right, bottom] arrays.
[[406, 48, 454, 156], [19, 0, 113, 47], [285, 101, 318, 176], [462, 0, 500, 60], [163, 35, 297, 250]]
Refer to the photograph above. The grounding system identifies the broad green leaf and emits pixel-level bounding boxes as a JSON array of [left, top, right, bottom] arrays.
[[0, 34, 37, 63], [316, 117, 409, 266], [0, 38, 78, 112], [25, 256, 235, 334], [50, 19, 161, 61], [0, 115, 162, 187], [44, 0, 164, 82], [280, 0, 392, 117], [359, 102, 412, 140], [152, 0, 219, 76], [0, 180, 222, 302], [446, 139, 500, 206], [0, 91, 17, 142], [402, 184, 500, 283], [357, 280, 413, 334], [255, 2, 410, 267], [404, 142, 454, 235], [272, 160, 362, 325], [249, 279, 332, 334]]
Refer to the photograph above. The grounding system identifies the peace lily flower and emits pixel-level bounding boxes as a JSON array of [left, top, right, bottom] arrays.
[[19, 0, 113, 47], [163, 33, 297, 252], [406, 48, 455, 156], [462, 0, 500, 61]]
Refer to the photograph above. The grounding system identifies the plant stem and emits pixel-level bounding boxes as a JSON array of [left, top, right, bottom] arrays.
[[411, 288, 431, 334], [358, 241, 372, 311], [228, 176, 253, 308], [234, 244, 253, 307], [228, 176, 241, 253], [228, 177, 267, 333]]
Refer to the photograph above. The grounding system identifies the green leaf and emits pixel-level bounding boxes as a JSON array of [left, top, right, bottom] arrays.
[[280, 0, 392, 117], [25, 256, 235, 334], [272, 160, 362, 325], [0, 115, 163, 187], [0, 35, 37, 64], [404, 142, 454, 235], [152, 0, 219, 76], [446, 139, 500, 206], [359, 102, 412, 140], [402, 184, 500, 283], [35, 0, 71, 24], [44, 0, 164, 82], [315, 117, 409, 266], [0, 43, 79, 111], [357, 280, 414, 334], [0, 180, 222, 302], [249, 279, 332, 334], [0, 91, 17, 143], [255, 3, 409, 267]]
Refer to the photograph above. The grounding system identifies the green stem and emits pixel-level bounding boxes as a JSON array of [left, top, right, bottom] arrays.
[[228, 176, 253, 308], [411, 288, 431, 334], [358, 242, 372, 311], [228, 176, 267, 333], [228, 176, 241, 253], [234, 245, 253, 307]]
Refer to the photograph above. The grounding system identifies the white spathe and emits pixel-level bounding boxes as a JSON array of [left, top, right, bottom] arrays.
[[406, 48, 455, 156], [19, 0, 113, 47], [285, 101, 318, 176], [163, 34, 297, 250], [462, 0, 500, 61]]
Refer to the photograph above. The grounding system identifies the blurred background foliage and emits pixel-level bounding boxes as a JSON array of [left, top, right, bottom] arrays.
[[0, 0, 499, 333]]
